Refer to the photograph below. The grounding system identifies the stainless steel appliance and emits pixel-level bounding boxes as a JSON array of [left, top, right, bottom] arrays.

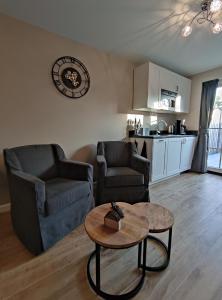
[[168, 125, 175, 134], [159, 89, 177, 111]]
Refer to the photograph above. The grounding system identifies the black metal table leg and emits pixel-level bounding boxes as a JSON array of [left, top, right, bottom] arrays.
[[139, 227, 172, 272], [138, 242, 142, 268], [87, 242, 146, 299], [96, 243, 101, 289], [142, 238, 147, 276]]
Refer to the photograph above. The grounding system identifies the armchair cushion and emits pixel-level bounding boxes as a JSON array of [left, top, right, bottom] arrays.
[[4, 145, 59, 180], [102, 142, 130, 167], [45, 177, 90, 215], [105, 167, 144, 188]]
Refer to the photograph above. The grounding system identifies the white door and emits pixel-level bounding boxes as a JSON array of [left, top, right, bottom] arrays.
[[180, 137, 196, 171], [166, 138, 182, 176], [152, 139, 167, 181]]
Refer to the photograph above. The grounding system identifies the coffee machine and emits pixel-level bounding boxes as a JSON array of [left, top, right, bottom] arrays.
[[176, 120, 182, 134], [175, 119, 186, 134]]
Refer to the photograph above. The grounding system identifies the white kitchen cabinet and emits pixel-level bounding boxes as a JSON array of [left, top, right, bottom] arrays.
[[152, 139, 167, 181], [133, 62, 159, 110], [159, 66, 179, 93], [180, 137, 196, 171], [166, 138, 182, 176], [175, 75, 191, 113], [130, 136, 196, 183], [141, 136, 197, 183], [133, 61, 191, 113]]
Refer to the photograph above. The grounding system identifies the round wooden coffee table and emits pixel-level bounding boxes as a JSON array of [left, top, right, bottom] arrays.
[[134, 202, 174, 272], [85, 202, 149, 299]]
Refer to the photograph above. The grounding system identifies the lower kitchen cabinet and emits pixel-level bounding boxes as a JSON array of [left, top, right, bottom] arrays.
[[180, 137, 196, 171], [131, 136, 196, 183], [152, 139, 167, 181], [166, 138, 182, 177]]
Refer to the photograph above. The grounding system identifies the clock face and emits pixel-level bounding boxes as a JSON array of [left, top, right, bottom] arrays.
[[52, 56, 90, 99]]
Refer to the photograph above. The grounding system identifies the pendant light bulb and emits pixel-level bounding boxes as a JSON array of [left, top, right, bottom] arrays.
[[181, 25, 192, 37], [212, 22, 222, 33], [210, 0, 222, 13]]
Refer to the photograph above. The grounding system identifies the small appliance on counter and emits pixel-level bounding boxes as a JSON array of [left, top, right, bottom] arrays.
[[175, 119, 186, 134], [181, 119, 186, 134], [175, 120, 181, 134], [168, 125, 175, 134], [142, 128, 150, 136]]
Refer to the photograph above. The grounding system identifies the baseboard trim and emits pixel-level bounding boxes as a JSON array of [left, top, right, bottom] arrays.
[[0, 203, 10, 213]]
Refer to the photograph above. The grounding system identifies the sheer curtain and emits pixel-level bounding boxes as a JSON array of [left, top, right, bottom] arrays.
[[192, 79, 219, 173]]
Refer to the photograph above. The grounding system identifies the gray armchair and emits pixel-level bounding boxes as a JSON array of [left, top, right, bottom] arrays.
[[96, 141, 150, 206], [4, 144, 94, 255]]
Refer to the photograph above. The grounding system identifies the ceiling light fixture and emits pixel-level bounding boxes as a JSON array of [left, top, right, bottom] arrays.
[[181, 0, 222, 37], [210, 0, 222, 12]]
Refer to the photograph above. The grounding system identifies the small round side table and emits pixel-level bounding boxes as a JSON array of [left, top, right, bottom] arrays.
[[85, 202, 149, 299], [134, 203, 174, 272]]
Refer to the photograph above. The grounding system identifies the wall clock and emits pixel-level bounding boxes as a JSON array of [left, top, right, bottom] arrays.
[[52, 56, 90, 99]]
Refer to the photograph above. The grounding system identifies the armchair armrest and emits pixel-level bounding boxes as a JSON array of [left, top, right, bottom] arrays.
[[131, 154, 150, 186], [59, 160, 93, 184], [10, 170, 46, 215], [97, 155, 107, 179]]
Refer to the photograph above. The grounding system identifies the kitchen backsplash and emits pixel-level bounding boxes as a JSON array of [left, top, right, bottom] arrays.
[[143, 113, 177, 130], [127, 112, 177, 131]]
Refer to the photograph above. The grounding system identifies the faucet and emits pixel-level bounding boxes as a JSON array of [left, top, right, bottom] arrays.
[[157, 120, 168, 133]]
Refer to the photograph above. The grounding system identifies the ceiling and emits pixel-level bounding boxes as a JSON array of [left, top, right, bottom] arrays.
[[0, 0, 222, 76]]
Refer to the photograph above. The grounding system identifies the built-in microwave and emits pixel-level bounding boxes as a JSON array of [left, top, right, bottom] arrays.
[[159, 89, 177, 111]]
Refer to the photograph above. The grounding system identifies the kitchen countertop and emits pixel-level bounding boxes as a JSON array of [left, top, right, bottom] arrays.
[[132, 134, 197, 139]]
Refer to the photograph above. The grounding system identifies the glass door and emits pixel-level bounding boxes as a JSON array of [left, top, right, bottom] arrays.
[[208, 87, 222, 173]]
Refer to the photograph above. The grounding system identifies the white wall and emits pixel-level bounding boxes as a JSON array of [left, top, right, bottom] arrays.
[[184, 66, 222, 130], [0, 14, 133, 204]]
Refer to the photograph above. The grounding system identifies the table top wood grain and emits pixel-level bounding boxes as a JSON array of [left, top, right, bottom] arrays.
[[134, 203, 174, 233], [84, 202, 149, 249]]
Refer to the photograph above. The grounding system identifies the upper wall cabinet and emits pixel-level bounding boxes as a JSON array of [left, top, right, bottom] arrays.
[[133, 62, 191, 113], [133, 62, 159, 111]]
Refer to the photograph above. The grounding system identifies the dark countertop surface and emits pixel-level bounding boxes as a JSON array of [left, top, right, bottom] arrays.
[[132, 134, 197, 139]]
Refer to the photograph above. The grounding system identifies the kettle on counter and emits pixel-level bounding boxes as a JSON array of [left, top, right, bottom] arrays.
[[168, 125, 175, 134]]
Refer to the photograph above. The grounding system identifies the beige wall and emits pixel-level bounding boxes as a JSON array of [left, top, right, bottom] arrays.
[[184, 66, 222, 130], [0, 14, 133, 204]]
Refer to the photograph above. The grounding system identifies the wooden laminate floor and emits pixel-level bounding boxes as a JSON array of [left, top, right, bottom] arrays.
[[0, 173, 222, 300]]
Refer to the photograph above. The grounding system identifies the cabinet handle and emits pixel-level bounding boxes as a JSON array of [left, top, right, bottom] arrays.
[[158, 139, 165, 142]]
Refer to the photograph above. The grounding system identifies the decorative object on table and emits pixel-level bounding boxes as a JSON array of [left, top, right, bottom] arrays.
[[104, 202, 124, 231], [181, 0, 222, 38], [111, 201, 124, 218], [52, 56, 90, 99], [104, 210, 122, 231]]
